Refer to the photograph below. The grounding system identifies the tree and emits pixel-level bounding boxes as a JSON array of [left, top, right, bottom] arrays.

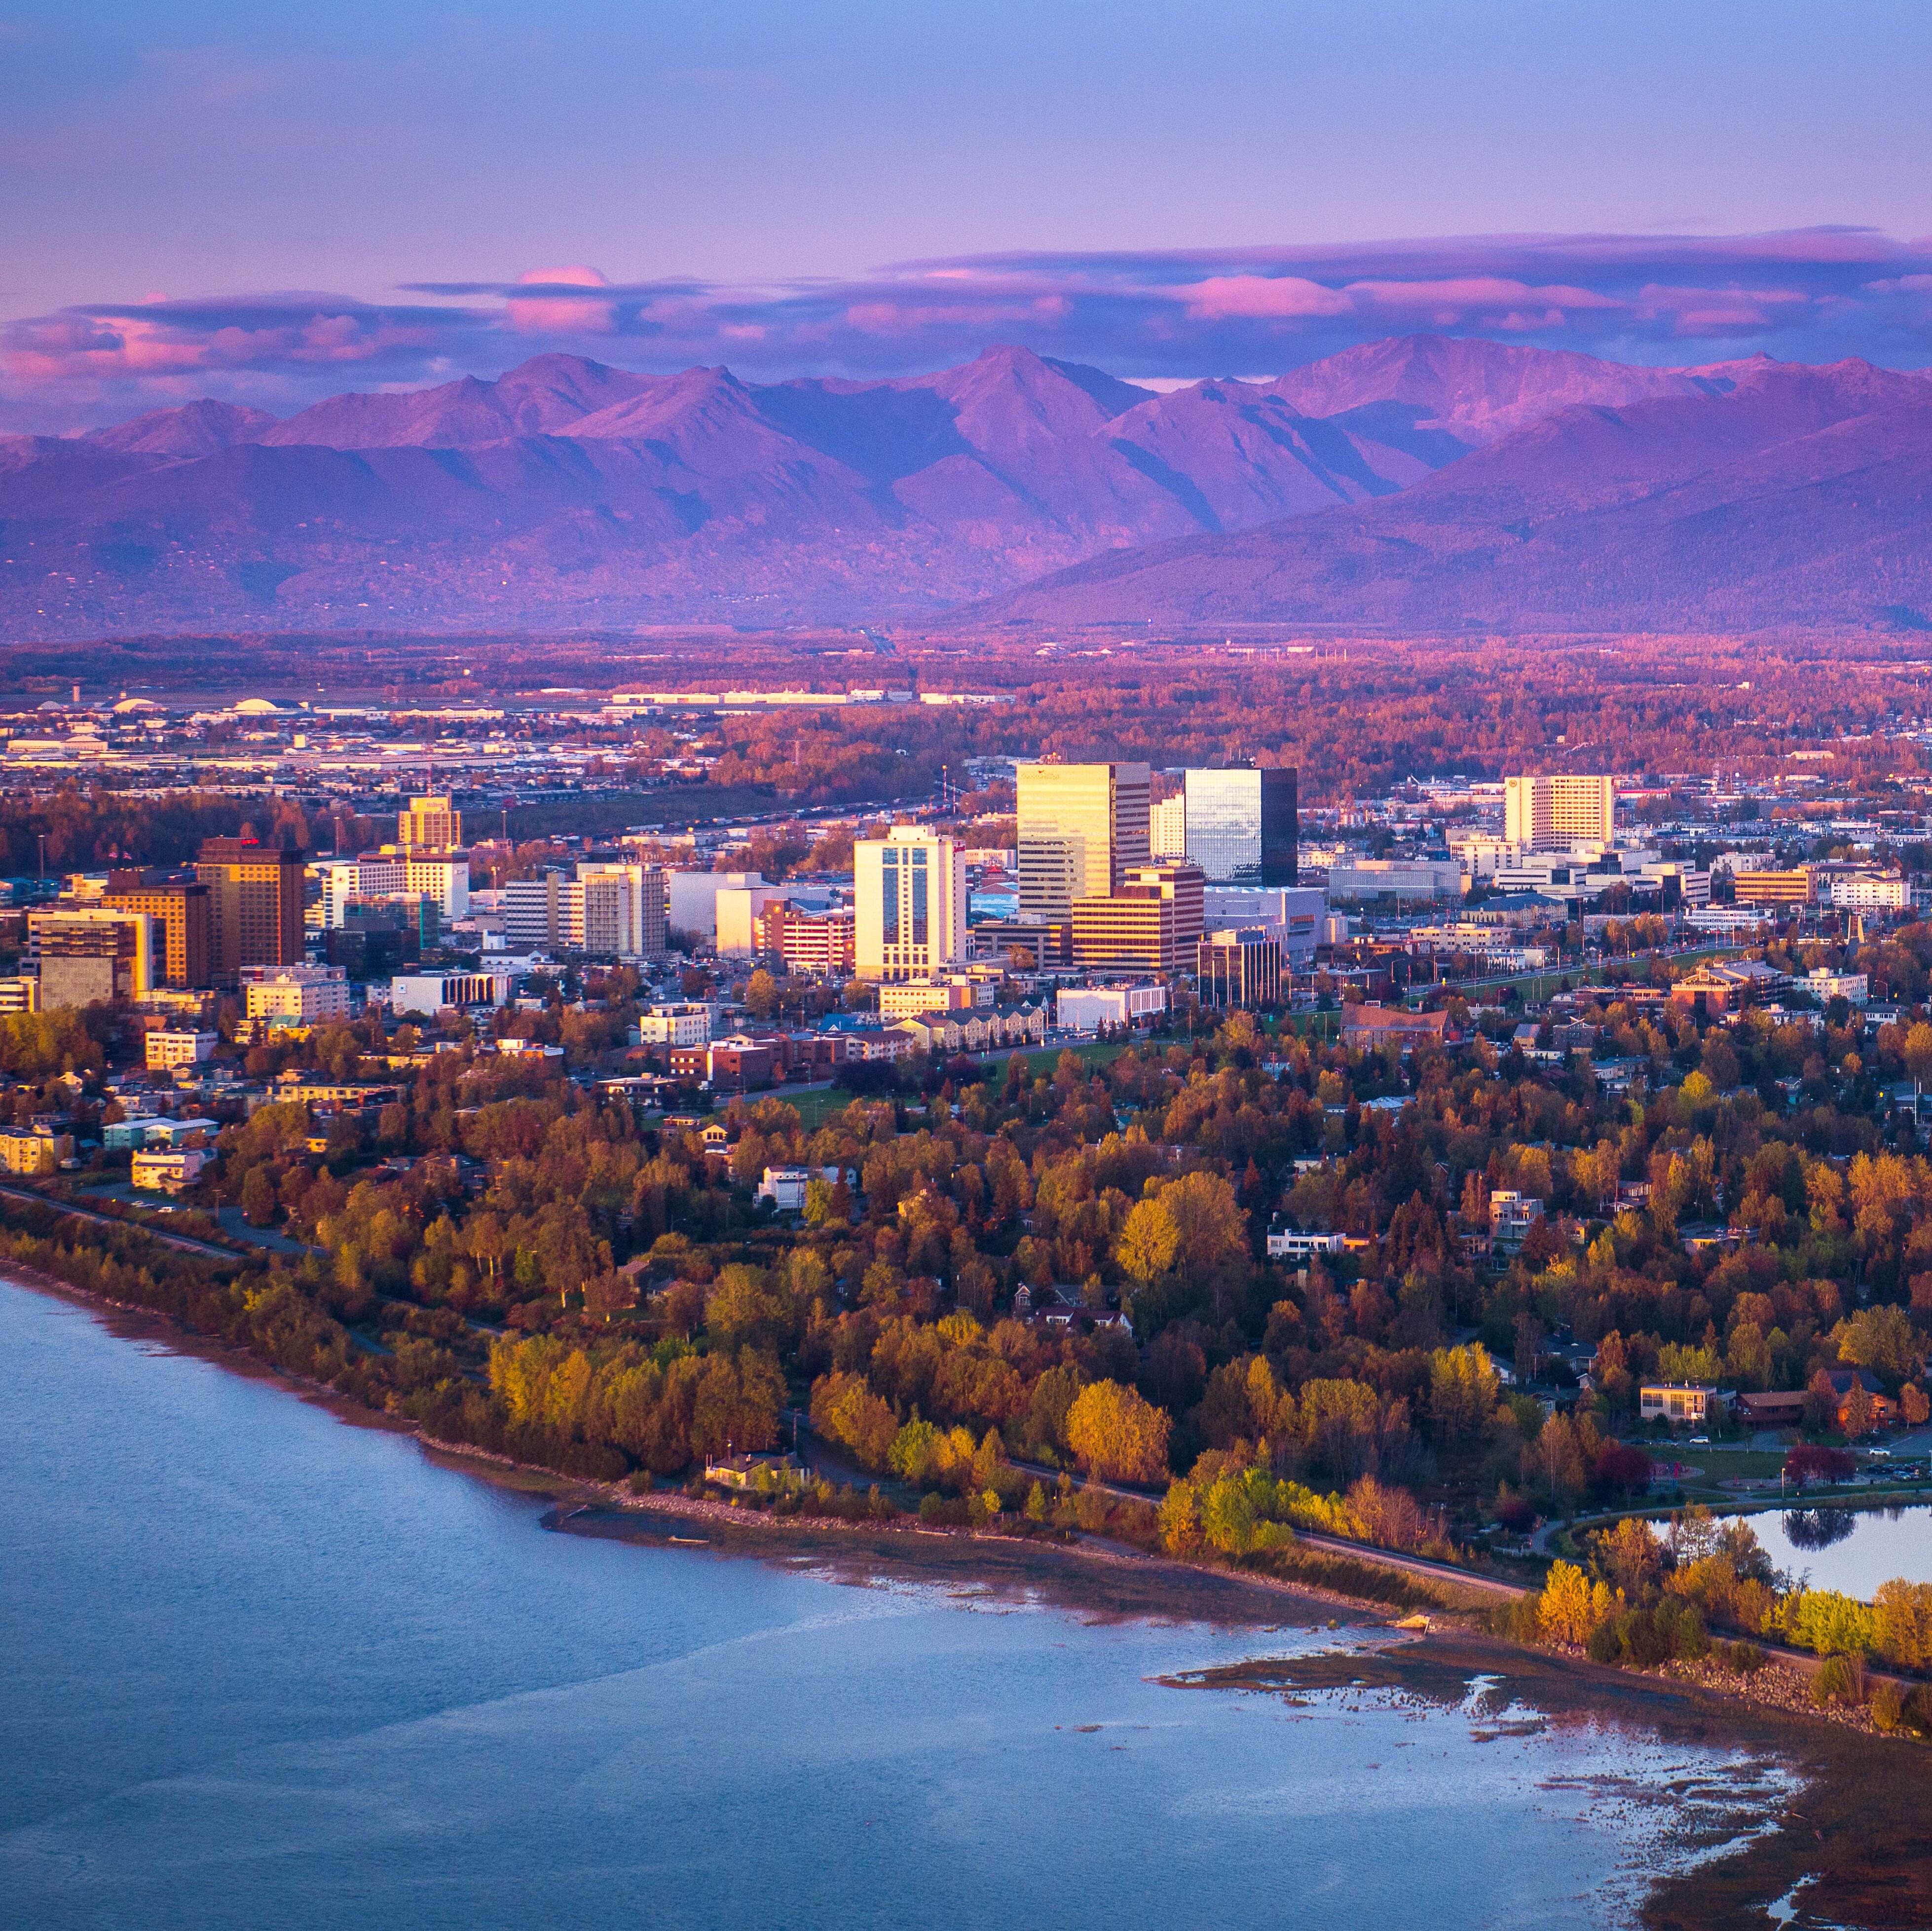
[[1115, 1197, 1179, 1287], [1157, 1477, 1201, 1552], [1905, 1021, 1932, 1121], [810, 1371, 897, 1471], [1873, 1579, 1932, 1669], [1539, 1560, 1614, 1645], [744, 968, 781, 1021], [1903, 1382, 1931, 1428], [705, 1265, 790, 1350], [1065, 1380, 1172, 1484], [1428, 1344, 1500, 1443], [239, 1164, 278, 1227], [1843, 1378, 1876, 1439], [1160, 1171, 1248, 1281], [1593, 1517, 1663, 1599], [1784, 1442, 1855, 1488]]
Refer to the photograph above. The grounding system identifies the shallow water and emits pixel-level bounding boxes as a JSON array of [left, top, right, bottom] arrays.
[[1743, 1503, 1932, 1596], [0, 1281, 1793, 1930]]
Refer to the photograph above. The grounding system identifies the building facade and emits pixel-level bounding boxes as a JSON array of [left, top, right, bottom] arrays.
[[1016, 761, 1151, 922], [1183, 767, 1298, 886], [388, 972, 516, 1015], [242, 963, 351, 1023], [1195, 928, 1284, 1008], [397, 794, 462, 851], [29, 908, 156, 1007], [855, 826, 967, 982], [1149, 791, 1188, 861], [102, 874, 211, 989], [754, 900, 856, 974], [1503, 774, 1616, 848], [195, 837, 307, 979]]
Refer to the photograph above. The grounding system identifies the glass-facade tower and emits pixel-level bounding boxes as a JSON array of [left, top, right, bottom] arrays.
[[1183, 768, 1298, 886]]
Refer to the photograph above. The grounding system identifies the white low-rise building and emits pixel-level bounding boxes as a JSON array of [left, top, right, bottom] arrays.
[[1055, 984, 1167, 1030], [1807, 966, 1869, 1006], [636, 1003, 711, 1048], [243, 964, 351, 1023], [1325, 857, 1466, 902], [389, 971, 517, 1016], [1825, 872, 1910, 912], [132, 1146, 212, 1193], [1265, 1227, 1348, 1260], [145, 1029, 217, 1070]]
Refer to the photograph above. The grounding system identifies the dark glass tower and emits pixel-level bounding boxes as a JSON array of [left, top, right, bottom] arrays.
[[1183, 767, 1298, 886]]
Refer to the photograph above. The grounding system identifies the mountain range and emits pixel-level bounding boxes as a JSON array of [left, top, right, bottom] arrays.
[[1, 334, 1926, 639]]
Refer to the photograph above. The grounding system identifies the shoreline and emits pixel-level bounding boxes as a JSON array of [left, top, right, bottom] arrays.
[[13, 1262, 1932, 1928]]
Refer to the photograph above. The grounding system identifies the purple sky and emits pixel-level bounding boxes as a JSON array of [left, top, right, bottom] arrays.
[[4, 1, 1930, 430]]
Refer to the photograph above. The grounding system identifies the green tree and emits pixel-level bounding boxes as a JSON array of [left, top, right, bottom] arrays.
[[744, 969, 781, 1021]]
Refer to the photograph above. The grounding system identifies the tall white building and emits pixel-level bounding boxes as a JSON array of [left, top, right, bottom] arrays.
[[1150, 792, 1187, 861], [315, 853, 470, 924], [1504, 775, 1616, 849], [576, 863, 667, 956], [1016, 761, 1151, 922], [855, 826, 967, 982], [502, 864, 665, 956]]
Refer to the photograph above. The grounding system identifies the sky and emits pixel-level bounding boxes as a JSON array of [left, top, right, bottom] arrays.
[[3, 0, 1931, 429]]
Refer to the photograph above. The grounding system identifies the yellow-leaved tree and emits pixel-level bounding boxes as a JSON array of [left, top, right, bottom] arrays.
[[1539, 1560, 1615, 1645], [1065, 1379, 1172, 1484]]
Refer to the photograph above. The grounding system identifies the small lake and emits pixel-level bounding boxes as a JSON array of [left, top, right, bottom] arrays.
[[0, 1279, 1798, 1931], [1740, 1504, 1932, 1597]]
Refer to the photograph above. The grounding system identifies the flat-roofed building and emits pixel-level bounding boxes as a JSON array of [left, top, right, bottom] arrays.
[[1149, 791, 1188, 861], [1016, 762, 1151, 922], [855, 826, 967, 982], [1504, 774, 1616, 848], [388, 971, 516, 1015], [102, 873, 211, 989], [146, 1029, 217, 1070], [243, 963, 351, 1022], [196, 836, 307, 978], [637, 1003, 711, 1049], [397, 794, 461, 851], [755, 900, 856, 974], [29, 908, 156, 1007], [1057, 984, 1167, 1030], [1184, 767, 1298, 886], [1122, 863, 1206, 950], [1072, 886, 1186, 973], [1196, 928, 1284, 1008], [1730, 868, 1813, 909]]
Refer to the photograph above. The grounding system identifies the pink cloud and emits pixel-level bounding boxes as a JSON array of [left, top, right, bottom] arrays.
[[505, 265, 617, 334], [1177, 276, 1353, 320]]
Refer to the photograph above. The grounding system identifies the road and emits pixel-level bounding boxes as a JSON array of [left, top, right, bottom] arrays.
[[0, 1182, 244, 1264], [1007, 1455, 1526, 1600]]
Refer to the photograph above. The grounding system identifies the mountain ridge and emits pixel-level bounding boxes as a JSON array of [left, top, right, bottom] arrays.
[[7, 336, 1924, 638]]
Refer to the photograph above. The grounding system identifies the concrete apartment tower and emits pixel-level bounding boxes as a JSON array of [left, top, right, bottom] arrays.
[[855, 825, 967, 982], [1016, 761, 1151, 922], [1504, 775, 1616, 848]]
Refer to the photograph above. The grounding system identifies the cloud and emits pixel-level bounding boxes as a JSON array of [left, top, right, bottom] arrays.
[[505, 266, 617, 335], [5, 228, 1931, 431]]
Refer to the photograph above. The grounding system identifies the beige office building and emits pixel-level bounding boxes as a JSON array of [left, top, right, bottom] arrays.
[[398, 795, 462, 851], [855, 826, 967, 982], [1504, 774, 1616, 848], [1017, 761, 1151, 922]]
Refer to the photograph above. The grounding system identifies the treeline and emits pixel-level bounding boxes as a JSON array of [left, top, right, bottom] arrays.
[[1509, 1506, 1932, 1733], [0, 785, 307, 871]]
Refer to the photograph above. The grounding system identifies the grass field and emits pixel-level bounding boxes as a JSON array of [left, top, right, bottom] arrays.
[[778, 1039, 1133, 1132]]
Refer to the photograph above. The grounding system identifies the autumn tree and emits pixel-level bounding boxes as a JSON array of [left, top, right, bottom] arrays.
[[1065, 1379, 1172, 1484]]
